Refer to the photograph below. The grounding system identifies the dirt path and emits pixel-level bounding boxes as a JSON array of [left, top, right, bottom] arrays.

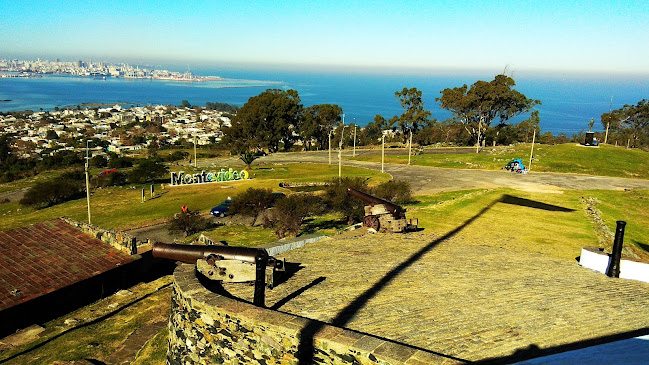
[[203, 151, 649, 194]]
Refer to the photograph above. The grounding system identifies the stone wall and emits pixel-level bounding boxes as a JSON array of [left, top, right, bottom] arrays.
[[169, 264, 449, 365], [62, 217, 141, 255]]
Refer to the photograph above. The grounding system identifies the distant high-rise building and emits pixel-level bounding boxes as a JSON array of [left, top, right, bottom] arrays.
[[77, 60, 83, 68]]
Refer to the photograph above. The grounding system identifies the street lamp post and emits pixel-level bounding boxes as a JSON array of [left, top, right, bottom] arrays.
[[85, 140, 92, 224], [194, 135, 197, 168], [328, 131, 332, 165], [381, 133, 385, 173], [339, 124, 346, 179], [353, 119, 357, 157]]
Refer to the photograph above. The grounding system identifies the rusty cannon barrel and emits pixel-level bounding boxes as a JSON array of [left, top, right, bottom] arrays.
[[153, 242, 284, 307], [346, 187, 405, 219], [152, 242, 265, 264]]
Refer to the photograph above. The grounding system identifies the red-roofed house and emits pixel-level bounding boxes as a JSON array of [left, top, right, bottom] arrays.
[[0, 218, 141, 336]]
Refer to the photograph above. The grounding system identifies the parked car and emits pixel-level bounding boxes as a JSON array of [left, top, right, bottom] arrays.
[[210, 197, 232, 217]]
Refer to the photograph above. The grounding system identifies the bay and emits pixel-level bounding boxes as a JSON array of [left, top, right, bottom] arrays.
[[1, 67, 647, 135]]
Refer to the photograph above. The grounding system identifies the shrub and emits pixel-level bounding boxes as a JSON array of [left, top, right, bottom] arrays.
[[324, 177, 368, 225], [93, 171, 128, 188], [371, 180, 412, 204], [20, 179, 85, 209], [267, 194, 323, 238], [168, 211, 211, 237], [229, 188, 277, 226]]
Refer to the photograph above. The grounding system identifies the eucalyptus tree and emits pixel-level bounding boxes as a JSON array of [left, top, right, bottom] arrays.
[[394, 87, 432, 142], [224, 89, 303, 154], [600, 99, 649, 148], [300, 104, 343, 150], [437, 74, 540, 152]]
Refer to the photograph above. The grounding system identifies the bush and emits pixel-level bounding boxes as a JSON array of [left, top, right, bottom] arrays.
[[266, 194, 323, 238], [168, 211, 211, 237], [20, 179, 85, 209], [93, 171, 128, 188], [229, 188, 278, 226], [324, 177, 368, 225], [371, 180, 412, 204]]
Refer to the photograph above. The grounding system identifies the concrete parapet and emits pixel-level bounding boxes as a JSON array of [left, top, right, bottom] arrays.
[[169, 263, 454, 365]]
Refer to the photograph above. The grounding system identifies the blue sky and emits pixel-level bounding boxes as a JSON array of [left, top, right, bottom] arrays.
[[1, 0, 648, 74]]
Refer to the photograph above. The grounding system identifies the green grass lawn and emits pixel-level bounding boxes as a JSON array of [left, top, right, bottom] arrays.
[[353, 143, 649, 179], [404, 187, 649, 261], [0, 163, 389, 231]]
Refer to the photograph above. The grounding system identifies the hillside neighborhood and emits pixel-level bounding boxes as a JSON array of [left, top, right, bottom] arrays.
[[0, 105, 232, 158]]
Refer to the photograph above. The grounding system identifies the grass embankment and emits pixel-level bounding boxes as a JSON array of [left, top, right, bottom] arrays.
[[0, 163, 389, 232], [406, 188, 649, 261], [353, 143, 649, 179], [0, 277, 172, 364]]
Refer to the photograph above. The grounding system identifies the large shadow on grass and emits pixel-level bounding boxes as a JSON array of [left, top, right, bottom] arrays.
[[295, 194, 577, 363]]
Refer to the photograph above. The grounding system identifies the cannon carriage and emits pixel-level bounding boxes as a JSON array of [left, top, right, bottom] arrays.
[[347, 188, 418, 233]]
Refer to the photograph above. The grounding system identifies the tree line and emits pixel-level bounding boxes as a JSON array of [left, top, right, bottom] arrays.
[[222, 74, 649, 154]]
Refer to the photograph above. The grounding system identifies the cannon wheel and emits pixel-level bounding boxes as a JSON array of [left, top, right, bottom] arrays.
[[363, 215, 380, 231]]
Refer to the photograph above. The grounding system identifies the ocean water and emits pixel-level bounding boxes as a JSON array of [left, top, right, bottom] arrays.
[[1, 67, 647, 135]]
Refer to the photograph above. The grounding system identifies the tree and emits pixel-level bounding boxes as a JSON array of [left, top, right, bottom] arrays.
[[300, 104, 343, 150], [394, 88, 432, 142], [600, 99, 649, 148], [180, 100, 192, 108], [89, 155, 108, 168], [515, 110, 541, 143], [128, 159, 169, 183], [224, 89, 303, 154], [45, 129, 59, 140], [437, 74, 541, 152], [20, 179, 85, 209], [239, 150, 259, 170]]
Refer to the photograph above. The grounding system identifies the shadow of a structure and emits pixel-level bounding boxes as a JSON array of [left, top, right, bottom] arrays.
[[294, 194, 581, 363]]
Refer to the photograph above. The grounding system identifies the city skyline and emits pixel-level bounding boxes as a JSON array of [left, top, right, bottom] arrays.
[[1, 0, 648, 75]]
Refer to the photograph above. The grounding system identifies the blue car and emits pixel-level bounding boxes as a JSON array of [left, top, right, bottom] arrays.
[[210, 197, 232, 217]]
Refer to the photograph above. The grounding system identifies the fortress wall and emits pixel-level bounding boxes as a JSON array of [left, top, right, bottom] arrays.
[[62, 217, 140, 255], [169, 264, 448, 365]]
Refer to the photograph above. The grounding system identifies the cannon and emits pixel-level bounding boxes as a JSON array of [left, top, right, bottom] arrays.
[[347, 188, 418, 233], [152, 242, 285, 306]]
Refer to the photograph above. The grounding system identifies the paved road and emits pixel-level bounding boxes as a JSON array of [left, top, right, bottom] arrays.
[[221, 151, 649, 194]]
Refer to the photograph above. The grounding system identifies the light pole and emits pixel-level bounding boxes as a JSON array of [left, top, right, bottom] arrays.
[[85, 140, 92, 224], [353, 118, 357, 157], [194, 135, 197, 168], [328, 130, 332, 165], [338, 123, 346, 179], [408, 128, 412, 165], [381, 133, 385, 173]]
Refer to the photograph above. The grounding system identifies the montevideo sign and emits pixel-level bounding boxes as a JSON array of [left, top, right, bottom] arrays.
[[170, 168, 249, 186]]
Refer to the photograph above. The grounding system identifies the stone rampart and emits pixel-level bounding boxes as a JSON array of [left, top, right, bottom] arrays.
[[169, 264, 450, 364], [61, 217, 141, 255]]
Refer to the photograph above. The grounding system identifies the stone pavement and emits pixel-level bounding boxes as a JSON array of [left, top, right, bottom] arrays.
[[223, 231, 649, 362]]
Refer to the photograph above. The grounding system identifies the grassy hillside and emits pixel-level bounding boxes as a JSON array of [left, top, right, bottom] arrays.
[[0, 163, 389, 231]]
